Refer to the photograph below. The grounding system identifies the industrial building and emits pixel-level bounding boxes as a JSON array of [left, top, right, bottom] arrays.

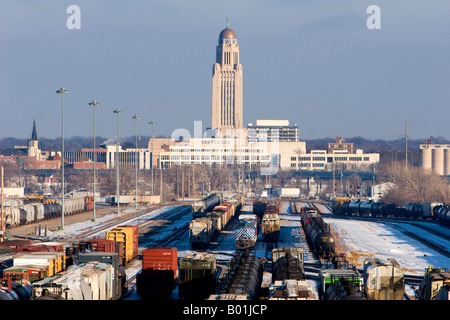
[[420, 142, 450, 176]]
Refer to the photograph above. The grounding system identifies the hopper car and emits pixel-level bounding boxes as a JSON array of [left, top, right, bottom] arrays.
[[4, 196, 93, 228]]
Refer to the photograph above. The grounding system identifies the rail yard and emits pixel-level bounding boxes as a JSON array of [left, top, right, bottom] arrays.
[[0, 193, 449, 303]]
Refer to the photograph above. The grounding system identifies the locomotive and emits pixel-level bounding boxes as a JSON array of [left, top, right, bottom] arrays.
[[300, 207, 335, 259], [235, 213, 258, 250], [261, 204, 280, 242]]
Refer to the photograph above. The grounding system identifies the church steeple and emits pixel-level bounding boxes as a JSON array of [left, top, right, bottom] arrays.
[[27, 118, 40, 159], [31, 118, 38, 141]]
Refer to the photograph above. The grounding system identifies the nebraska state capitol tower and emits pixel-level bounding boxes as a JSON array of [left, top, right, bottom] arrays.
[[211, 23, 243, 131]]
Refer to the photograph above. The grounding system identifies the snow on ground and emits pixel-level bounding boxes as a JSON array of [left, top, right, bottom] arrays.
[[313, 202, 450, 274], [324, 217, 450, 274], [46, 205, 177, 240]]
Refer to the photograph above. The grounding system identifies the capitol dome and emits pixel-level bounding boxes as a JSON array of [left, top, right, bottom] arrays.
[[218, 27, 237, 42]]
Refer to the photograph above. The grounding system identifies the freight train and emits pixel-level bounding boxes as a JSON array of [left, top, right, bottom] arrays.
[[3, 196, 93, 228], [192, 193, 222, 218], [271, 247, 305, 282], [189, 195, 243, 249], [262, 203, 280, 242], [0, 224, 139, 300], [235, 213, 258, 250], [216, 250, 263, 300], [300, 206, 335, 259], [332, 198, 450, 226]]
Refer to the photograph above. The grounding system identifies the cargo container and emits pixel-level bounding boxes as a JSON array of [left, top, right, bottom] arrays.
[[106, 226, 137, 264], [179, 253, 216, 299], [137, 247, 178, 299]]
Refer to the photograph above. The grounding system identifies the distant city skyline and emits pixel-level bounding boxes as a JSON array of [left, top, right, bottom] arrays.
[[1, 1, 449, 141]]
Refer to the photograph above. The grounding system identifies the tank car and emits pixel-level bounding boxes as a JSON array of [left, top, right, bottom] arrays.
[[235, 214, 258, 250], [331, 197, 351, 215], [436, 206, 450, 226], [192, 193, 221, 218], [300, 207, 335, 258], [0, 279, 32, 300], [271, 247, 304, 282], [223, 250, 263, 299]]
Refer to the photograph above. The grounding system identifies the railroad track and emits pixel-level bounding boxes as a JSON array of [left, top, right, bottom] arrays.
[[382, 221, 450, 258]]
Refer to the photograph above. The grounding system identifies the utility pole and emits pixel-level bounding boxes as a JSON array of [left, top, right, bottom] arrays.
[[405, 120, 408, 169]]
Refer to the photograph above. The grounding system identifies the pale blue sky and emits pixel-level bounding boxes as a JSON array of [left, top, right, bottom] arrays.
[[1, 0, 449, 141]]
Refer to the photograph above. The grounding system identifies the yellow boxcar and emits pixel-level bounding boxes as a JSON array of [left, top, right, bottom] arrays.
[[106, 227, 134, 264]]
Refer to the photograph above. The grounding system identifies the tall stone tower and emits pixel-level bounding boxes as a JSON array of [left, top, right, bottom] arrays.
[[211, 22, 243, 132]]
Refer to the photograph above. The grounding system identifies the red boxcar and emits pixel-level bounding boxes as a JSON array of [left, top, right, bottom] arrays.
[[137, 247, 178, 299]]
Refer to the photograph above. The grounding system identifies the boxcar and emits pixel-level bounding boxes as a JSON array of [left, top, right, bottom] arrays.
[[137, 247, 178, 299]]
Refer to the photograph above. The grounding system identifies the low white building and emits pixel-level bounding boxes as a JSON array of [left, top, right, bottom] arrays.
[[286, 149, 379, 171]]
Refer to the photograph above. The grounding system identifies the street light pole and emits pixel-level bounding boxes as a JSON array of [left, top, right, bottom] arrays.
[[149, 121, 156, 195], [114, 108, 123, 214], [88, 100, 100, 222], [132, 115, 141, 209], [56, 87, 69, 230]]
